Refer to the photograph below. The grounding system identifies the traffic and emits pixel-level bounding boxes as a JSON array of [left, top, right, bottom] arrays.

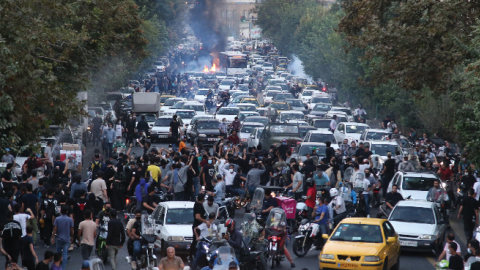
[[0, 33, 477, 270]]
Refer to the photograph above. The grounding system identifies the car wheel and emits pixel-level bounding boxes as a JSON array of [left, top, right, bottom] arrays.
[[382, 258, 388, 270], [391, 256, 400, 270]]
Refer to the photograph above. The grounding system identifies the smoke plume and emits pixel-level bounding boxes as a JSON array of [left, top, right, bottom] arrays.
[[288, 55, 313, 82]]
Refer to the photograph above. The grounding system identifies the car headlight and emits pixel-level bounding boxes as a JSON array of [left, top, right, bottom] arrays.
[[419, 235, 434, 240], [167, 236, 185, 241], [198, 134, 206, 137], [241, 138, 247, 142], [364, 256, 380, 262], [150, 130, 157, 134], [321, 254, 334, 260]]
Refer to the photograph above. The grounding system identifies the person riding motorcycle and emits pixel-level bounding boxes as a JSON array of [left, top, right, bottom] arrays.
[[354, 105, 367, 122], [329, 188, 347, 227], [243, 213, 268, 270], [223, 219, 243, 259], [426, 179, 449, 223]]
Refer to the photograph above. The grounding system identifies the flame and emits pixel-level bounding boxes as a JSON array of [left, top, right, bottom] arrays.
[[203, 65, 209, 72], [211, 63, 216, 72], [203, 64, 217, 73]]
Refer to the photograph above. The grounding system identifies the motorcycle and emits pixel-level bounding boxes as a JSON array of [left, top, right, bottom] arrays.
[[292, 219, 321, 257], [211, 246, 240, 270], [240, 234, 268, 270], [129, 212, 158, 270], [96, 223, 109, 263], [250, 187, 266, 226], [265, 208, 288, 269]]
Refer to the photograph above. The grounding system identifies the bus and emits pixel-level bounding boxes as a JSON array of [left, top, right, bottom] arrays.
[[220, 51, 248, 75]]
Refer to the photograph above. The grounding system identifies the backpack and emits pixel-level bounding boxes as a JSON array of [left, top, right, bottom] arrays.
[[90, 161, 101, 178]]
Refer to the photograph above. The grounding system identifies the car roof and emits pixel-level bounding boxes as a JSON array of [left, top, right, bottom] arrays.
[[237, 103, 256, 107], [369, 141, 400, 146], [176, 109, 195, 113], [242, 122, 264, 127], [160, 201, 195, 209], [366, 129, 389, 133], [279, 110, 303, 114], [340, 217, 386, 226], [307, 130, 334, 134], [300, 142, 326, 146], [183, 101, 203, 105], [399, 171, 438, 178], [331, 106, 351, 110], [339, 122, 370, 127], [395, 200, 434, 208]]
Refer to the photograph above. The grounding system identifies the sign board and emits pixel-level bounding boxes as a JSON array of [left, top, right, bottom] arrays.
[[251, 28, 262, 39]]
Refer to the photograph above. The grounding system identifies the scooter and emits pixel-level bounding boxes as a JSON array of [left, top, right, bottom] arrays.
[[292, 219, 321, 257]]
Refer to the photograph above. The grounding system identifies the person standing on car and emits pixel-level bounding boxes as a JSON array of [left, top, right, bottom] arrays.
[[106, 209, 125, 270], [230, 117, 241, 132], [458, 188, 478, 242]]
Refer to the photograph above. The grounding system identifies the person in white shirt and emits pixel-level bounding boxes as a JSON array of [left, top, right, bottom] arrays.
[[222, 165, 236, 186], [473, 180, 480, 201], [329, 188, 346, 227], [192, 213, 218, 270], [13, 204, 34, 237], [329, 115, 338, 132]]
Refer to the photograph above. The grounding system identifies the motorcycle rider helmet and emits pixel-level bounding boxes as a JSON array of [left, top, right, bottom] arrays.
[[306, 178, 315, 187], [247, 213, 256, 222], [330, 188, 339, 197], [225, 218, 235, 228]]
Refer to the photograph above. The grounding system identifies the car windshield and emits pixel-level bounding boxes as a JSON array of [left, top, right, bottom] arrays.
[[313, 120, 330, 129], [154, 119, 172, 126], [245, 117, 268, 125], [172, 102, 185, 109], [240, 99, 259, 106], [371, 144, 400, 156], [192, 116, 212, 123], [270, 103, 290, 110], [274, 93, 293, 101], [346, 125, 368, 134], [303, 91, 314, 97], [160, 96, 173, 103], [390, 206, 435, 224], [183, 104, 204, 112], [366, 132, 390, 140], [218, 108, 240, 115], [281, 113, 304, 121], [237, 105, 256, 111], [263, 63, 273, 67], [142, 114, 157, 122], [299, 145, 327, 156], [119, 87, 134, 94], [164, 99, 180, 106], [221, 80, 235, 86], [333, 108, 352, 116], [313, 104, 332, 111], [286, 100, 304, 107], [241, 125, 261, 133], [197, 121, 220, 129], [176, 111, 195, 119], [196, 89, 209, 95], [402, 177, 436, 191], [311, 97, 329, 103], [266, 91, 280, 97], [165, 208, 194, 225], [330, 224, 383, 243], [309, 134, 336, 143], [238, 85, 249, 91], [270, 125, 299, 134]]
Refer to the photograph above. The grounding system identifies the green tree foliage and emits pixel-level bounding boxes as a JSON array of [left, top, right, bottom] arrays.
[[0, 0, 180, 150]]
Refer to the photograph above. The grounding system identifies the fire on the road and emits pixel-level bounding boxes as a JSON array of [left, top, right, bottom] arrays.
[[203, 63, 216, 72]]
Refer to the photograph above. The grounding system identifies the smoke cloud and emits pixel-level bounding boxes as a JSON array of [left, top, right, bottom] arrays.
[[288, 55, 313, 82], [188, 0, 226, 57]]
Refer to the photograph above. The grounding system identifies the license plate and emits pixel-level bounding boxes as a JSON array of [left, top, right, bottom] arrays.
[[339, 263, 358, 268], [208, 138, 217, 141], [158, 135, 168, 138], [272, 243, 277, 251], [400, 240, 417, 247]]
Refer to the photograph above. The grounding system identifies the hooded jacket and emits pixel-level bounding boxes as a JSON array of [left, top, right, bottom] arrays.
[[135, 178, 149, 201]]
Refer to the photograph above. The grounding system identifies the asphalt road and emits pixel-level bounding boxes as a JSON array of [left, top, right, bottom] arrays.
[[0, 136, 467, 270]]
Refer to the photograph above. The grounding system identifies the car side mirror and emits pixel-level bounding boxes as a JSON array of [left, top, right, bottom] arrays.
[[387, 237, 396, 243], [322, 234, 329, 239]]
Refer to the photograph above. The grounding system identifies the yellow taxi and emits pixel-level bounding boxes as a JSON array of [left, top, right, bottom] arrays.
[[159, 95, 175, 106], [305, 85, 319, 90], [319, 218, 400, 270], [239, 97, 261, 108]]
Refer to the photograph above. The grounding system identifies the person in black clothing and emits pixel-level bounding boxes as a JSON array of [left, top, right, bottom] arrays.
[[2, 163, 14, 193], [125, 115, 136, 146], [169, 115, 182, 146], [363, 146, 373, 160], [137, 115, 149, 137], [462, 169, 477, 191], [261, 190, 278, 218], [131, 210, 143, 261], [34, 250, 54, 270], [21, 226, 38, 270], [355, 143, 366, 161], [278, 139, 289, 158], [106, 209, 125, 270], [385, 185, 404, 209], [325, 141, 336, 162], [1, 211, 22, 263], [73, 190, 90, 247], [381, 152, 396, 198], [202, 159, 215, 192], [0, 196, 11, 226], [39, 188, 57, 246], [458, 188, 478, 242], [190, 194, 207, 260], [448, 242, 464, 270], [142, 186, 159, 214]]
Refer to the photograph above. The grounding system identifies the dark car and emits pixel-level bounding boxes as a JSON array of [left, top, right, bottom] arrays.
[[257, 123, 303, 150], [189, 119, 222, 146], [310, 103, 332, 117]]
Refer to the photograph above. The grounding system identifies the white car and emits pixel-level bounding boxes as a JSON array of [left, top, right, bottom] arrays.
[[162, 101, 187, 116], [304, 130, 336, 143], [154, 61, 166, 72], [330, 106, 354, 122], [362, 141, 403, 161], [194, 89, 210, 103], [387, 171, 438, 200], [388, 200, 447, 255], [150, 115, 183, 143], [308, 95, 332, 108], [262, 62, 274, 71], [263, 90, 281, 104], [218, 79, 236, 91], [175, 110, 196, 127], [278, 110, 305, 123], [333, 122, 370, 143], [247, 127, 265, 148], [215, 107, 240, 122], [182, 102, 207, 116], [239, 122, 264, 147], [159, 98, 186, 115], [359, 129, 391, 141], [264, 86, 282, 92]]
